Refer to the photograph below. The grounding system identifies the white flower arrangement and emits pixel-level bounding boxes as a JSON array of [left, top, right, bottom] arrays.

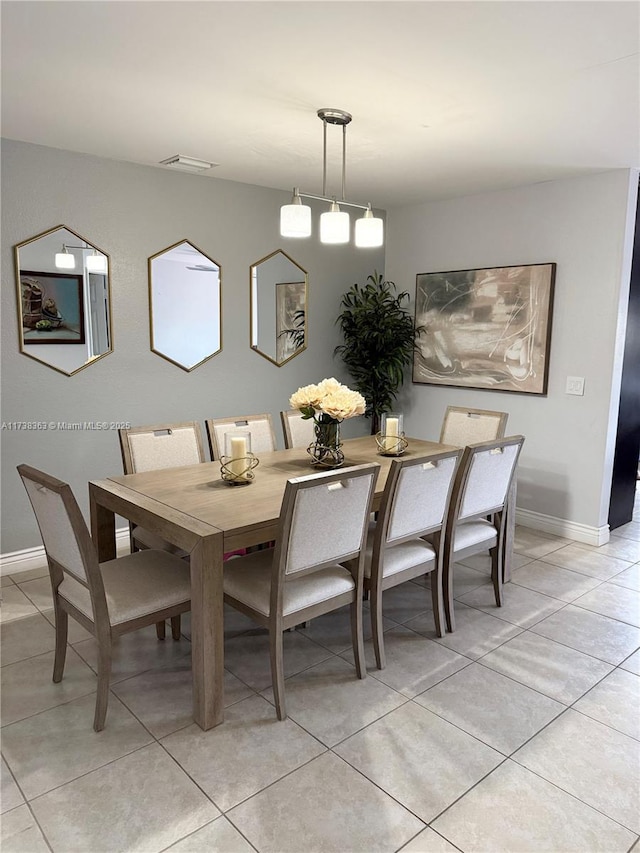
[[290, 377, 366, 423]]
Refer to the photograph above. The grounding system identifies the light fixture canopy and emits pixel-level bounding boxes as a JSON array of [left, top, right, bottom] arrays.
[[279, 108, 382, 248], [55, 245, 76, 269], [159, 154, 216, 173]]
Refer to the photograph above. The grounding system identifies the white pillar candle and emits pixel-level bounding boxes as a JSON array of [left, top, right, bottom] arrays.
[[229, 436, 247, 478], [384, 417, 399, 452]]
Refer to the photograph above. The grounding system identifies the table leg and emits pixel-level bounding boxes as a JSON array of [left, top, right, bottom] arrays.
[[89, 485, 116, 561], [503, 478, 517, 584], [190, 531, 225, 730]]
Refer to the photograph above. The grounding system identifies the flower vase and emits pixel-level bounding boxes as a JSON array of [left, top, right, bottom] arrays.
[[308, 417, 344, 468]]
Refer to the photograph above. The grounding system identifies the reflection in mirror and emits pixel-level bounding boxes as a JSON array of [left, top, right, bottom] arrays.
[[14, 225, 112, 376], [250, 250, 307, 366], [149, 241, 222, 371]]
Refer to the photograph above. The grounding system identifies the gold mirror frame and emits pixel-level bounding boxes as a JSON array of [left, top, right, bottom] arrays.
[[250, 249, 308, 367], [14, 224, 113, 376], [148, 240, 222, 372]]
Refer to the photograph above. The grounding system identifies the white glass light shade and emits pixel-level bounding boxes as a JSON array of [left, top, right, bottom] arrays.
[[320, 202, 350, 244], [280, 200, 312, 238], [355, 210, 384, 248], [55, 250, 75, 270], [86, 252, 108, 274]]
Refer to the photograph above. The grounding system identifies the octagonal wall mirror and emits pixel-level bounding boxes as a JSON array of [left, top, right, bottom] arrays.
[[250, 249, 307, 366], [14, 225, 112, 376], [148, 240, 222, 371]]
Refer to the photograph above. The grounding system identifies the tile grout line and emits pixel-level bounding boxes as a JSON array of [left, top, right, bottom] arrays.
[[3, 528, 637, 853], [508, 750, 640, 838]]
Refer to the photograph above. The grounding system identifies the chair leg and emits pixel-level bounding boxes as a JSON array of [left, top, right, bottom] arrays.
[[443, 557, 456, 633], [430, 568, 445, 638], [93, 640, 112, 732], [270, 629, 286, 720], [52, 605, 68, 683], [351, 596, 367, 678], [491, 546, 503, 607], [370, 586, 385, 670], [156, 620, 166, 640], [171, 616, 181, 640]]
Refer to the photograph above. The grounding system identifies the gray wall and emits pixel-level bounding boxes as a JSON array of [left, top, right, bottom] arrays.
[[1, 139, 384, 553], [385, 169, 638, 537]]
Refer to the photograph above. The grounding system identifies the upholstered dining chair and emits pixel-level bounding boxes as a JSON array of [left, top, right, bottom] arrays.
[[280, 409, 315, 450], [441, 435, 525, 632], [439, 406, 508, 447], [223, 463, 379, 720], [206, 413, 277, 461], [119, 421, 206, 639], [362, 449, 461, 669], [17, 464, 192, 731]]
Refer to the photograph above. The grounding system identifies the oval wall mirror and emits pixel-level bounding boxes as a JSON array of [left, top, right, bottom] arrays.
[[250, 249, 307, 366], [148, 240, 222, 371], [14, 225, 112, 376]]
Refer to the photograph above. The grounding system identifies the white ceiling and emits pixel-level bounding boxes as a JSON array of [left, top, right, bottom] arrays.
[[2, 1, 638, 209]]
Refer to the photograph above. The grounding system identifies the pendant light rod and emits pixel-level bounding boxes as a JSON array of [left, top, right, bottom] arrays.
[[322, 116, 328, 197], [342, 121, 347, 201], [317, 108, 351, 200], [293, 189, 370, 211]]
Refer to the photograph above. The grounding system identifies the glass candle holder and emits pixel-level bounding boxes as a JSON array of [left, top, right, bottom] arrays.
[[221, 429, 258, 485], [376, 412, 407, 456]]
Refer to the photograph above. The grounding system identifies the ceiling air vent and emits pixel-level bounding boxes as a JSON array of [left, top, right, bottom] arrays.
[[159, 155, 217, 173]]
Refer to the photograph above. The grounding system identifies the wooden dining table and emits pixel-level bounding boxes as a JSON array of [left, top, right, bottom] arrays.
[[89, 434, 514, 730]]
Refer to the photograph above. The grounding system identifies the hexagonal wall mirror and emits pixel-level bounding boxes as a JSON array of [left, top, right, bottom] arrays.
[[250, 249, 307, 366], [148, 240, 222, 371], [14, 224, 112, 376]]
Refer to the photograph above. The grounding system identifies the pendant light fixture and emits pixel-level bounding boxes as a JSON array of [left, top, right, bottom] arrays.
[[54, 244, 108, 274], [85, 249, 108, 274], [280, 108, 383, 248]]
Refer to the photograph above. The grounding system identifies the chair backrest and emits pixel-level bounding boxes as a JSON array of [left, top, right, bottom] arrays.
[[374, 450, 462, 550], [447, 436, 525, 527], [280, 409, 315, 450], [273, 463, 379, 590], [119, 422, 206, 473], [206, 413, 277, 460], [17, 464, 106, 622], [439, 406, 508, 447]]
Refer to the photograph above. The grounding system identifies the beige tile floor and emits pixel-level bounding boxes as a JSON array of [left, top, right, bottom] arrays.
[[2, 505, 639, 853]]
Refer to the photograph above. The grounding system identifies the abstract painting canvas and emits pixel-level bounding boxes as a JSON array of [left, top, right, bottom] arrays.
[[413, 263, 556, 394], [275, 281, 306, 364]]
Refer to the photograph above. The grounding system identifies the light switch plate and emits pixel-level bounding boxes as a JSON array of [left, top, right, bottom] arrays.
[[566, 376, 585, 395]]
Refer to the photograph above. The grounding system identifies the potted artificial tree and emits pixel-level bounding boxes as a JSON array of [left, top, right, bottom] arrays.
[[335, 271, 422, 434]]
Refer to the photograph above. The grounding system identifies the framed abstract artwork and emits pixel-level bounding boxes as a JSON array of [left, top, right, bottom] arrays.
[[413, 263, 556, 395], [275, 281, 306, 364]]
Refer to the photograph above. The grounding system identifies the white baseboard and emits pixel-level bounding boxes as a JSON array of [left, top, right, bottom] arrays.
[[515, 508, 610, 547], [0, 527, 132, 577], [1, 511, 610, 577]]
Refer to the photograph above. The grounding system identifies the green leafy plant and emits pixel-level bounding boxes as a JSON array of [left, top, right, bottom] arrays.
[[277, 309, 306, 350], [335, 271, 423, 434]]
